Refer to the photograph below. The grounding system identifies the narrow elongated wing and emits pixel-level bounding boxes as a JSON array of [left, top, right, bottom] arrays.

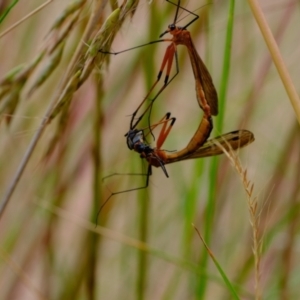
[[166, 130, 254, 164]]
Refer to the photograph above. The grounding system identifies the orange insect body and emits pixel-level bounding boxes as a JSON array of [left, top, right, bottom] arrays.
[[164, 26, 218, 117], [127, 114, 254, 176], [127, 112, 254, 178], [99, 1, 255, 214]]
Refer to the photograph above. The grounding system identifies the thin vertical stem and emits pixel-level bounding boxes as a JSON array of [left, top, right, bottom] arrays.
[[198, 1, 235, 299], [247, 0, 300, 124]]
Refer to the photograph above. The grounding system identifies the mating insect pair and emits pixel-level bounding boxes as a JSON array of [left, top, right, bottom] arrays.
[[100, 112, 254, 211], [126, 113, 254, 178], [100, 0, 254, 210]]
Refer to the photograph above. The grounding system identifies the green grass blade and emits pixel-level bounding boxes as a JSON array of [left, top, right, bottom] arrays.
[[0, 0, 19, 24], [194, 225, 241, 300], [197, 1, 236, 298]]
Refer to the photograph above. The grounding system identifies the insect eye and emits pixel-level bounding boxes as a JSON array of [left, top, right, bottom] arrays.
[[126, 130, 144, 150], [127, 138, 134, 150], [169, 24, 176, 31], [134, 144, 144, 153]]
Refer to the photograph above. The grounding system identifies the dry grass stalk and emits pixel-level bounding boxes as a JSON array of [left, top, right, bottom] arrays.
[[247, 0, 300, 124], [0, 0, 140, 217], [214, 139, 261, 300]]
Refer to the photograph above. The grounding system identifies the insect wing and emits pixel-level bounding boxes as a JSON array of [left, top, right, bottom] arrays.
[[167, 130, 254, 163]]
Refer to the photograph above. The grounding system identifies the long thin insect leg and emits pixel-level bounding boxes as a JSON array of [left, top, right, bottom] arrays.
[[146, 47, 179, 135], [129, 44, 176, 128], [173, 0, 180, 24], [156, 114, 176, 149], [97, 167, 152, 223], [99, 39, 169, 55], [129, 43, 175, 129], [99, 1, 198, 53], [130, 42, 178, 130], [146, 112, 171, 133], [166, 0, 199, 29], [155, 158, 169, 178], [129, 81, 161, 129], [131, 45, 179, 132], [143, 112, 176, 148]]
